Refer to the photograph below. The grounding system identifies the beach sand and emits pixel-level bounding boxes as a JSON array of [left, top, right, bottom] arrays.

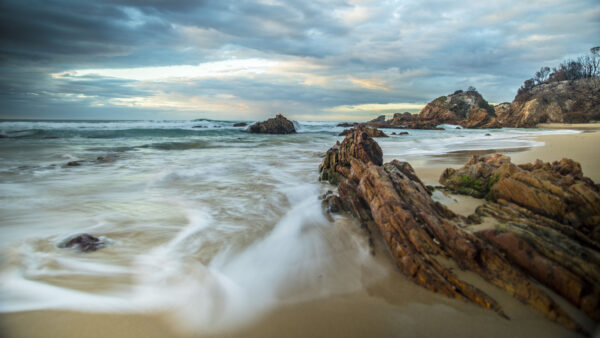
[[2, 128, 599, 338]]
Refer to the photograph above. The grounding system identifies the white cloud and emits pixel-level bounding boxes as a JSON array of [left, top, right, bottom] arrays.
[[326, 102, 425, 113], [52, 59, 279, 81]]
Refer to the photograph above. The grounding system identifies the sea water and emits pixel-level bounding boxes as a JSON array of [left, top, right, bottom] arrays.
[[0, 119, 579, 332]]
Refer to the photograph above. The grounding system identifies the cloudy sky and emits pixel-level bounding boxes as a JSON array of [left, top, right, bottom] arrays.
[[0, 0, 598, 121]]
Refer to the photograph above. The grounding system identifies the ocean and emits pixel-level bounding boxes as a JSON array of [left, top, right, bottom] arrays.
[[0, 119, 580, 333]]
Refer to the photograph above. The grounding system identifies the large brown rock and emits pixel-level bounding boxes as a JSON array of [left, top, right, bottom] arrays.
[[319, 130, 584, 332], [419, 89, 494, 124], [461, 107, 501, 129], [319, 125, 382, 185], [248, 114, 296, 134], [441, 154, 600, 243], [502, 78, 600, 127], [440, 153, 600, 322], [493, 102, 512, 125]]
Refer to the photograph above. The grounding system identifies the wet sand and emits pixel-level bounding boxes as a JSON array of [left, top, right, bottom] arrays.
[[0, 246, 590, 338], [2, 129, 599, 338]]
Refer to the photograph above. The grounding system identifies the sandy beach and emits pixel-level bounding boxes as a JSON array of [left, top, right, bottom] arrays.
[[2, 126, 599, 338], [415, 126, 600, 184]]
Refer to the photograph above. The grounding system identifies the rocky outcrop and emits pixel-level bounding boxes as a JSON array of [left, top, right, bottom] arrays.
[[461, 108, 501, 129], [319, 125, 382, 185], [502, 78, 600, 127], [441, 154, 600, 243], [362, 90, 499, 129], [365, 112, 444, 130], [59, 233, 108, 252], [440, 154, 600, 322], [493, 102, 512, 125], [339, 126, 388, 137], [248, 114, 296, 134], [419, 89, 495, 124], [319, 129, 587, 332], [369, 115, 386, 123]]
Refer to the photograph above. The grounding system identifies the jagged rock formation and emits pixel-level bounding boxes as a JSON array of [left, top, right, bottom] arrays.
[[339, 125, 388, 137], [441, 153, 600, 321], [502, 78, 600, 127], [319, 129, 597, 333], [248, 114, 296, 134], [369, 115, 386, 123], [419, 89, 496, 125], [365, 112, 444, 130], [363, 90, 499, 129], [493, 102, 512, 125], [461, 108, 501, 128]]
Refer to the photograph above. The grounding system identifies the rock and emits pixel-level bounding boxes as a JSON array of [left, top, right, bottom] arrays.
[[323, 194, 344, 213], [339, 126, 388, 138], [461, 107, 501, 129], [502, 78, 600, 127], [67, 161, 82, 167], [441, 154, 600, 243], [391, 132, 397, 135], [248, 114, 296, 134], [389, 112, 414, 125], [419, 90, 495, 125], [485, 133, 491, 136], [233, 122, 247, 127], [192, 125, 207, 128], [369, 115, 387, 123], [96, 155, 118, 163], [456, 126, 462, 129], [59, 233, 107, 252], [336, 122, 357, 127], [319, 125, 383, 185], [319, 131, 585, 332], [440, 153, 512, 198], [493, 102, 512, 125], [399, 131, 409, 135]]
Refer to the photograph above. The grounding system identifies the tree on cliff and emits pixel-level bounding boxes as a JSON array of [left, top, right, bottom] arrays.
[[518, 47, 600, 96]]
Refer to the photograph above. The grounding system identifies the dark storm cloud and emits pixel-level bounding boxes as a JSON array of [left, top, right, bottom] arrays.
[[0, 0, 598, 119]]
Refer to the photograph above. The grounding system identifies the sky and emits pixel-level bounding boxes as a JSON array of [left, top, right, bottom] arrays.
[[0, 0, 598, 121]]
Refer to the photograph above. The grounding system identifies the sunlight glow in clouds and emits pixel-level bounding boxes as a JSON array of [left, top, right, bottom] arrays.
[[326, 102, 425, 113], [53, 59, 279, 81]]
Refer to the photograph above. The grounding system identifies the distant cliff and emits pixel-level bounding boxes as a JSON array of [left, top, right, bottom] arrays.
[[499, 78, 600, 127]]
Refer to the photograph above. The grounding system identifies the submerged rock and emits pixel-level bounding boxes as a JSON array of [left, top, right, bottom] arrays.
[[233, 122, 247, 127], [59, 234, 107, 252], [248, 114, 296, 134], [336, 122, 357, 127], [319, 129, 590, 333], [67, 161, 82, 167]]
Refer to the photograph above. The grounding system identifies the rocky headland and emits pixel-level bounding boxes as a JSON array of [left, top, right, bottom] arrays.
[[319, 127, 599, 333], [355, 77, 599, 130]]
